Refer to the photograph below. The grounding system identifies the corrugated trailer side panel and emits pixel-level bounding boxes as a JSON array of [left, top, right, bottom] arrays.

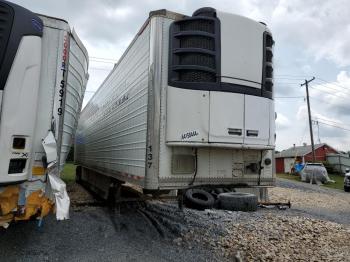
[[59, 31, 88, 171], [75, 24, 151, 184], [31, 16, 69, 176]]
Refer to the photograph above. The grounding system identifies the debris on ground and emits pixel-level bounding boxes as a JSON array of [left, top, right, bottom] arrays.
[[269, 184, 350, 216], [55, 182, 350, 262]]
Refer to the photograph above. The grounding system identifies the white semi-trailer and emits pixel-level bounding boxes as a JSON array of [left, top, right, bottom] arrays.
[[75, 7, 275, 201], [0, 1, 88, 227]]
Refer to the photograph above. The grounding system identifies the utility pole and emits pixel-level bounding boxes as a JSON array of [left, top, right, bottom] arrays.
[[316, 120, 321, 144], [301, 77, 316, 162]]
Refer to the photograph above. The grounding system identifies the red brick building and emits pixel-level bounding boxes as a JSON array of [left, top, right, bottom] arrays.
[[275, 143, 338, 173]]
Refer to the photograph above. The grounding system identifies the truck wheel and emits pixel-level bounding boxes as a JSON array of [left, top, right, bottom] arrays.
[[344, 186, 350, 192], [218, 192, 258, 212], [184, 189, 215, 210]]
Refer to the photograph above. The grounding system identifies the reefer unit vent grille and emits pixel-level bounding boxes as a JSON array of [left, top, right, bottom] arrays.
[[179, 19, 215, 33], [168, 8, 220, 88], [0, 3, 14, 73], [263, 33, 274, 94]]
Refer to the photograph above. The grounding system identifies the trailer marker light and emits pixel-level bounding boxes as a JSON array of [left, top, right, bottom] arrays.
[[32, 166, 46, 176]]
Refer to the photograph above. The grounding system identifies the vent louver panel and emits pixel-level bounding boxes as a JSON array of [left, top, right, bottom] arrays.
[[0, 1, 43, 91], [0, 3, 14, 73], [168, 7, 220, 89], [179, 19, 215, 33], [263, 32, 274, 94]]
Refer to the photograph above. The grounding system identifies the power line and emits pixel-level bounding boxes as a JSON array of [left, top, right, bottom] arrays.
[[275, 74, 314, 78], [276, 75, 350, 92], [275, 96, 304, 99], [90, 56, 118, 62], [309, 85, 348, 101], [309, 96, 350, 112], [317, 77, 350, 91], [275, 77, 306, 81], [275, 82, 302, 85], [89, 67, 112, 71], [316, 120, 350, 132], [314, 116, 350, 128], [90, 59, 115, 64], [313, 81, 350, 95]]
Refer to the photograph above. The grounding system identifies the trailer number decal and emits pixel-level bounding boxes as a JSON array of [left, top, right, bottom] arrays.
[[181, 131, 199, 140], [58, 35, 68, 115], [147, 146, 153, 168]]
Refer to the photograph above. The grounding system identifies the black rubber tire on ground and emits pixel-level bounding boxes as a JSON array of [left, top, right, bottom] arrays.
[[218, 192, 258, 212], [344, 186, 350, 192], [184, 189, 215, 210]]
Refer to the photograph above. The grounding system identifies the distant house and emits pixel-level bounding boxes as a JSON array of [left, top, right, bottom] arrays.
[[275, 143, 338, 173]]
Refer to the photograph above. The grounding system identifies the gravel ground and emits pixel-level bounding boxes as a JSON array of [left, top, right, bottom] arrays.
[[0, 203, 219, 261], [271, 178, 350, 225], [0, 179, 349, 261], [0, 184, 220, 262]]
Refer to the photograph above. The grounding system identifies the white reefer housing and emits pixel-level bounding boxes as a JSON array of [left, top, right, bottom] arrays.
[[0, 1, 88, 224], [75, 8, 275, 195]]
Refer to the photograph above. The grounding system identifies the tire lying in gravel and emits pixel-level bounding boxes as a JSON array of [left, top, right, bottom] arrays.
[[184, 189, 215, 210], [218, 192, 258, 212]]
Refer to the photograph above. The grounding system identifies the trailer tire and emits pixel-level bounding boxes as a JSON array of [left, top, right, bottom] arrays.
[[76, 166, 82, 183], [184, 189, 215, 210], [218, 192, 258, 212]]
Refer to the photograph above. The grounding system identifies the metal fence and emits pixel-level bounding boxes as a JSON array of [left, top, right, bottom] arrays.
[[326, 153, 350, 175]]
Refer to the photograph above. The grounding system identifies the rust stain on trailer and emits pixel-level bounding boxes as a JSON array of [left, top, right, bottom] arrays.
[[0, 186, 19, 215], [0, 187, 53, 225], [32, 166, 46, 176]]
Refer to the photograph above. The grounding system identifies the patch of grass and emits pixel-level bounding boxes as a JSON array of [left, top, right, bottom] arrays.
[[276, 173, 345, 190], [322, 174, 344, 190], [61, 163, 76, 184], [276, 173, 301, 182]]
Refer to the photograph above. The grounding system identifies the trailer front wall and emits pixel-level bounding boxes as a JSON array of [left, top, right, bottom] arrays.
[[75, 24, 151, 184], [156, 13, 275, 189]]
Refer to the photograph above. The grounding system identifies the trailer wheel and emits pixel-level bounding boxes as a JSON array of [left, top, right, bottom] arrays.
[[76, 166, 82, 183], [184, 189, 215, 210], [218, 192, 258, 212]]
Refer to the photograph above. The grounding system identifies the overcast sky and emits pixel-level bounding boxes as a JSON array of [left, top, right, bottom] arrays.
[[11, 0, 350, 151]]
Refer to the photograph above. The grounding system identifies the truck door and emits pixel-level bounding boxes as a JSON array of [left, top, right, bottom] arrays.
[[244, 95, 270, 145], [208, 92, 244, 144]]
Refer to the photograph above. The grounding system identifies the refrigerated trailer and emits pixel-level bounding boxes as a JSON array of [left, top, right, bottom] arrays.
[[0, 1, 88, 227], [75, 7, 275, 198]]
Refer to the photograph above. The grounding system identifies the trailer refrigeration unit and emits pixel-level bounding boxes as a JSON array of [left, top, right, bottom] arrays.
[[0, 1, 88, 227], [75, 7, 275, 200]]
